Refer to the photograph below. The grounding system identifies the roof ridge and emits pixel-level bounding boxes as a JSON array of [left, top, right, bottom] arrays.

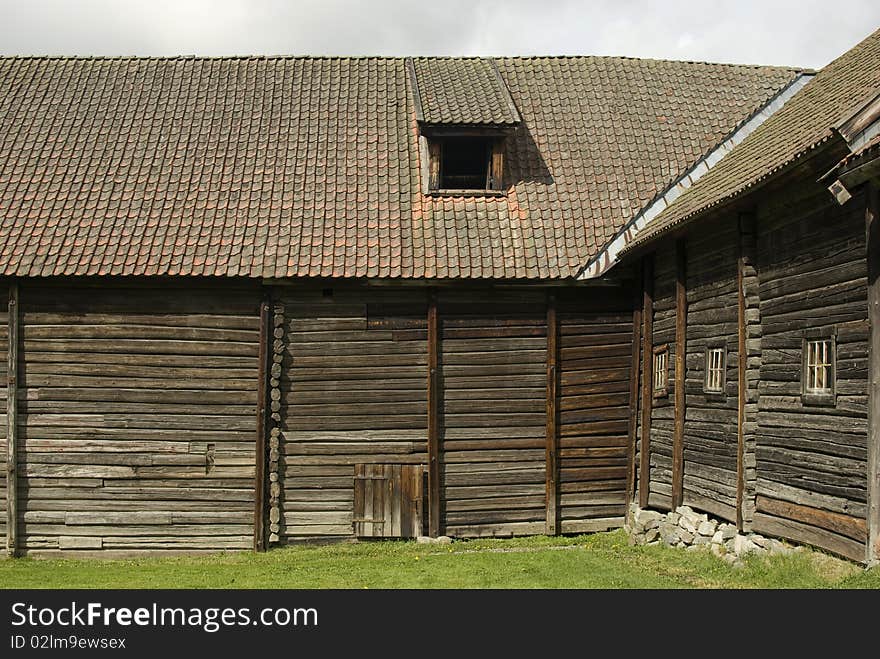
[[0, 53, 809, 72]]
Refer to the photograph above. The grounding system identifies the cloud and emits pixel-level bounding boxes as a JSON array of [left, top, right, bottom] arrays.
[[0, 0, 877, 68]]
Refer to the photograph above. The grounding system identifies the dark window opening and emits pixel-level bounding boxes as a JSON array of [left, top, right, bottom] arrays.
[[440, 138, 490, 190]]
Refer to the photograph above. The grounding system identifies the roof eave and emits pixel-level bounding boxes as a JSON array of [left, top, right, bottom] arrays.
[[616, 135, 850, 263]]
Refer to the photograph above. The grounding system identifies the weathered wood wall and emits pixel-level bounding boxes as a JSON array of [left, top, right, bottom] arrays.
[[635, 178, 871, 561], [438, 290, 547, 538], [647, 249, 676, 509], [276, 285, 636, 541], [557, 292, 633, 533], [682, 220, 740, 523], [279, 288, 429, 540], [17, 284, 261, 553], [753, 184, 869, 561], [3, 281, 639, 550]]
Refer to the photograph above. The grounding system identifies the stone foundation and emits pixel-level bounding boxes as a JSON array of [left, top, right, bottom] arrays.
[[627, 505, 801, 566]]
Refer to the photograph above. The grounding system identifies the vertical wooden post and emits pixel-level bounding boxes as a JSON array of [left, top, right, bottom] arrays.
[[672, 240, 687, 510], [639, 255, 654, 509], [626, 267, 643, 509], [427, 289, 441, 537], [545, 292, 559, 535], [867, 181, 879, 565], [736, 233, 747, 531], [253, 296, 270, 552], [6, 281, 18, 557]]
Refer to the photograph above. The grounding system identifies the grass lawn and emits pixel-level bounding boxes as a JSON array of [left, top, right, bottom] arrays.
[[1, 530, 878, 589]]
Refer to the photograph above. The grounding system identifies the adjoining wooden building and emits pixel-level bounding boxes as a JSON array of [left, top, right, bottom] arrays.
[[0, 30, 877, 562], [619, 28, 880, 563]]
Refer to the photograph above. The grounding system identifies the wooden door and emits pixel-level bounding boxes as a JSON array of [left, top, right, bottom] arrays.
[[353, 464, 424, 538]]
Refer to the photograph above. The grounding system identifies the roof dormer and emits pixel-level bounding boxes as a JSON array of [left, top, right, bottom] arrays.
[[407, 57, 520, 195]]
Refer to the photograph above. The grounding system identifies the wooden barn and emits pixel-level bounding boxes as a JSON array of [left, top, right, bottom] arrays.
[[620, 28, 880, 563], [0, 29, 877, 563]]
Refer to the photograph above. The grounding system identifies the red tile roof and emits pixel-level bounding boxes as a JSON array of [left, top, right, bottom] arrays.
[[0, 55, 800, 279]]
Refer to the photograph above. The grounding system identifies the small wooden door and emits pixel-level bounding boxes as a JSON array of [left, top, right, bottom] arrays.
[[353, 464, 425, 538]]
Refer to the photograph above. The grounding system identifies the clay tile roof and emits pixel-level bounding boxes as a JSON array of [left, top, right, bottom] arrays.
[[410, 57, 520, 125], [623, 27, 880, 254], [0, 55, 802, 280]]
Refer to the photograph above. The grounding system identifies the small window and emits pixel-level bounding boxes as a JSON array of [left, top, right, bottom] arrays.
[[803, 336, 835, 404], [653, 345, 669, 397], [440, 138, 490, 190], [426, 136, 504, 193], [704, 346, 726, 394]]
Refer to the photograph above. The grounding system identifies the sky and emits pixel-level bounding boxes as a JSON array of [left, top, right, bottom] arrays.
[[0, 0, 878, 69]]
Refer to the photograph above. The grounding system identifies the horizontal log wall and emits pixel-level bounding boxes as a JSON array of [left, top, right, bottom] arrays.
[[648, 248, 676, 509], [753, 184, 869, 561], [279, 288, 429, 540], [682, 220, 740, 523], [18, 285, 261, 553], [439, 290, 547, 538], [557, 291, 633, 534]]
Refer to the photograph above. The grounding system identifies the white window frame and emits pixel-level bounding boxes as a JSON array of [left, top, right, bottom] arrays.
[[652, 345, 668, 397], [803, 338, 834, 393], [704, 346, 726, 394], [802, 331, 836, 406]]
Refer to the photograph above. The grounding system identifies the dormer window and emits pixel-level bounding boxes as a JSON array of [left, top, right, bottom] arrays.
[[407, 57, 520, 196], [426, 136, 505, 194]]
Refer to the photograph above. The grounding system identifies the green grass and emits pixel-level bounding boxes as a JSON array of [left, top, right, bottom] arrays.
[[1, 531, 878, 589]]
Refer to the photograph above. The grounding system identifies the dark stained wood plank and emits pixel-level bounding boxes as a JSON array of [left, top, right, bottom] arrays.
[[753, 511, 865, 562], [6, 282, 18, 557], [545, 292, 558, 535], [253, 297, 270, 552], [867, 181, 879, 565], [737, 212, 750, 530], [672, 240, 687, 509], [639, 255, 654, 508], [626, 276, 641, 509], [756, 494, 866, 542], [427, 289, 441, 537]]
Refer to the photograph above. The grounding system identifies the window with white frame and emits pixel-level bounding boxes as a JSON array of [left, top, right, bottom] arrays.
[[652, 346, 668, 397], [704, 346, 726, 393], [804, 338, 834, 395]]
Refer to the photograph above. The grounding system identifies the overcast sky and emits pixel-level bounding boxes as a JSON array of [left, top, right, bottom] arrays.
[[1, 1, 878, 69]]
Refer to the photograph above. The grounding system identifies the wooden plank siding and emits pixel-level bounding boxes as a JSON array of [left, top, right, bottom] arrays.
[[438, 290, 548, 538], [557, 291, 634, 534], [647, 248, 676, 509], [279, 288, 429, 540], [753, 183, 870, 561], [681, 220, 741, 524], [16, 284, 262, 553]]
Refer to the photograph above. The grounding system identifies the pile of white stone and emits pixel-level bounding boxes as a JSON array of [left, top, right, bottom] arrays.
[[628, 505, 800, 566]]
